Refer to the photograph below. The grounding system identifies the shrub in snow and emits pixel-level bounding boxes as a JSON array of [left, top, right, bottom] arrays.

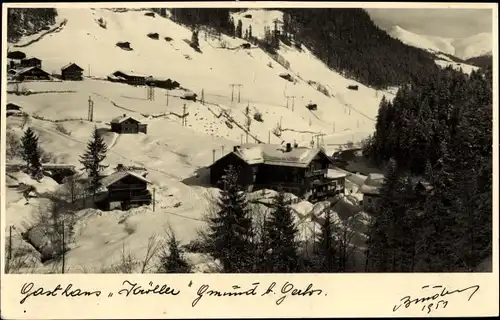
[[6, 130, 22, 160], [124, 221, 137, 235], [147, 32, 159, 40], [96, 17, 107, 29], [253, 111, 263, 122], [55, 123, 70, 136], [272, 122, 282, 137], [317, 83, 331, 97], [164, 36, 173, 42]]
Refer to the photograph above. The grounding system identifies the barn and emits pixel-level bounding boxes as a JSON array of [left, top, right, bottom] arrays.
[[15, 66, 51, 81], [110, 114, 147, 134], [96, 171, 152, 211], [20, 57, 42, 69], [61, 63, 84, 81], [109, 71, 151, 86]]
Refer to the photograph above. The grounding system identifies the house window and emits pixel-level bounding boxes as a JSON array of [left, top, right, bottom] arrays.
[[367, 198, 372, 203]]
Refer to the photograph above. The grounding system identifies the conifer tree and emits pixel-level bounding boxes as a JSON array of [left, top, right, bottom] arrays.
[[205, 166, 255, 272], [248, 25, 253, 42], [79, 126, 108, 196], [157, 230, 191, 273], [236, 19, 243, 38], [315, 209, 338, 272], [191, 29, 200, 49], [260, 188, 300, 272], [20, 127, 42, 177]]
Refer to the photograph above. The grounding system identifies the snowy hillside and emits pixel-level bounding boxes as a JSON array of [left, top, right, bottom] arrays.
[[5, 8, 386, 272], [388, 25, 492, 61]]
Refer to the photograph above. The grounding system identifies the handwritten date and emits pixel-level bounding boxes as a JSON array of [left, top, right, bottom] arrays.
[[393, 284, 480, 314]]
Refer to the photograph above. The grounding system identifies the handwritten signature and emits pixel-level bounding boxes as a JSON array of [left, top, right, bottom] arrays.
[[20, 282, 102, 304], [191, 281, 324, 307], [393, 284, 480, 314]]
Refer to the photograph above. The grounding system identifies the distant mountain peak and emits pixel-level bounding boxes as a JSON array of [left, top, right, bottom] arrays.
[[387, 25, 492, 60]]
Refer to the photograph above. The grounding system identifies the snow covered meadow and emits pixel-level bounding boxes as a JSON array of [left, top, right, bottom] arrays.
[[5, 8, 383, 273]]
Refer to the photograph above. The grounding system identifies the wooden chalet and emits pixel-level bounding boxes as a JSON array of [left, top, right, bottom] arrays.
[[61, 63, 84, 80], [6, 102, 23, 117], [96, 171, 152, 211], [209, 143, 341, 202], [110, 114, 147, 134], [108, 70, 151, 86], [20, 57, 42, 69], [15, 66, 51, 81]]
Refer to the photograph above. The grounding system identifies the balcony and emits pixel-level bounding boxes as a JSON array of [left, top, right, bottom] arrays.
[[304, 168, 327, 178]]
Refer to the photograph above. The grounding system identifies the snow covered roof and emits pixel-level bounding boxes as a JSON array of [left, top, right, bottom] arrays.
[[113, 70, 152, 78], [61, 62, 84, 71], [110, 114, 141, 124], [327, 168, 347, 179], [229, 143, 329, 168], [15, 66, 50, 76], [100, 171, 151, 188], [359, 173, 385, 195]]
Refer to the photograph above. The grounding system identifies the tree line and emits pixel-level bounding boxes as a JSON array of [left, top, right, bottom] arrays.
[[363, 65, 492, 272], [7, 8, 58, 42]]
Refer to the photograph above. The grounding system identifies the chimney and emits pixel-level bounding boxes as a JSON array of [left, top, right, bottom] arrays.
[[286, 143, 292, 152], [123, 114, 126, 117], [233, 145, 240, 152]]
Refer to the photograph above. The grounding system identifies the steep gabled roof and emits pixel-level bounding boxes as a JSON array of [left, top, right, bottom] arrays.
[[61, 62, 84, 72], [210, 143, 333, 169], [15, 66, 51, 76], [110, 114, 141, 124], [100, 171, 151, 188]]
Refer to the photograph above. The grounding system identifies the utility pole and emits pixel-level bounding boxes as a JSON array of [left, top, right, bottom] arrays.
[[268, 130, 270, 143], [88, 64, 91, 77], [165, 90, 169, 106], [221, 145, 225, 155], [153, 188, 156, 212], [212, 149, 216, 163], [241, 134, 243, 144], [61, 219, 65, 274], [201, 89, 205, 105], [182, 104, 187, 126], [147, 85, 155, 101], [286, 96, 296, 111], [88, 96, 94, 122], [333, 122, 336, 133], [229, 84, 243, 102], [8, 225, 12, 268]]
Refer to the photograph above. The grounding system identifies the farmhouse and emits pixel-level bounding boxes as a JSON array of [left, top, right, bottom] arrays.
[[15, 66, 51, 81], [61, 63, 84, 80], [108, 70, 151, 86], [209, 143, 340, 202], [359, 173, 384, 213], [110, 114, 147, 134], [6, 102, 23, 117], [96, 171, 152, 211], [20, 57, 42, 69]]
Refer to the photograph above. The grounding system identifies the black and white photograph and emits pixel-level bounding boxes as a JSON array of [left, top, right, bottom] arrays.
[[1, 3, 495, 279]]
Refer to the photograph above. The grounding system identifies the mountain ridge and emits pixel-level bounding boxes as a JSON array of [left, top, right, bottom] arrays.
[[387, 25, 492, 60]]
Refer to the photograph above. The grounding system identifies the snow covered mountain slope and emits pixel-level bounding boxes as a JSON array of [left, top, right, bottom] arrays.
[[6, 8, 388, 272], [387, 25, 492, 61]]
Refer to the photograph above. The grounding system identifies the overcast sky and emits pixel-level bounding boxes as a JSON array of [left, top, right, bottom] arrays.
[[365, 9, 493, 39]]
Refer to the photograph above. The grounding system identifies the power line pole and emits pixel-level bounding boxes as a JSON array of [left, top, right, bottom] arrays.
[[147, 85, 155, 101], [229, 84, 243, 102], [182, 104, 187, 126], [165, 90, 169, 106], [61, 219, 65, 274], [201, 89, 205, 105], [221, 145, 225, 155], [333, 122, 336, 133], [153, 188, 156, 212], [88, 96, 94, 122], [8, 225, 12, 269], [268, 130, 270, 144], [212, 149, 216, 163], [286, 96, 296, 111]]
